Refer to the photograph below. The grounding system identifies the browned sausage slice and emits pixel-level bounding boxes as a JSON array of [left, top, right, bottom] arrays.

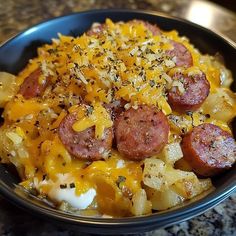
[[166, 41, 193, 67], [168, 72, 210, 112], [181, 123, 236, 177], [115, 105, 169, 160], [19, 69, 48, 99], [58, 113, 113, 161], [128, 20, 161, 36]]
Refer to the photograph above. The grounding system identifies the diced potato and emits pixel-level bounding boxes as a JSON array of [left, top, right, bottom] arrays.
[[164, 166, 196, 186], [143, 158, 196, 191], [146, 187, 184, 211], [146, 177, 212, 210], [0, 126, 28, 176], [198, 178, 213, 192], [219, 67, 233, 88], [210, 55, 233, 88], [0, 72, 17, 107], [131, 189, 152, 215], [171, 177, 212, 199], [171, 175, 200, 199], [143, 158, 167, 190], [0, 129, 12, 163], [159, 142, 183, 165], [201, 88, 236, 123]]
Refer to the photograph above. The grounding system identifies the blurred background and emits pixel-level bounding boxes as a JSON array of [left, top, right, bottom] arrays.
[[0, 0, 236, 44], [211, 0, 236, 12]]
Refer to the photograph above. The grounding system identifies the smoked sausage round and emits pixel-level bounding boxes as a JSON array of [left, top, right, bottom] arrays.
[[115, 105, 169, 160], [181, 123, 236, 177]]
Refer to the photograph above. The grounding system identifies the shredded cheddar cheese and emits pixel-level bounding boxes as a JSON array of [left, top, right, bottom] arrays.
[[72, 102, 113, 139]]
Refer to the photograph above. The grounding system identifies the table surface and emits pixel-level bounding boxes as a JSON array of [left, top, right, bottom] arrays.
[[0, 0, 235, 235]]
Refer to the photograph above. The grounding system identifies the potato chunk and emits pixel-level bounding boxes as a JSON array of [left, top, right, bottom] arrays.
[[201, 88, 236, 122], [143, 158, 213, 210], [143, 158, 196, 191], [131, 189, 152, 215], [159, 142, 183, 165], [143, 158, 167, 190], [0, 72, 17, 107], [146, 187, 184, 211]]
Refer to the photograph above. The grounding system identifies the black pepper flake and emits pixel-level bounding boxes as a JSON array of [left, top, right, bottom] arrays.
[[62, 162, 66, 166], [139, 71, 144, 77], [187, 111, 195, 127], [108, 57, 114, 62], [95, 52, 103, 57], [86, 105, 94, 116], [116, 176, 126, 188], [113, 76, 118, 82], [186, 111, 193, 116], [58, 104, 66, 109], [60, 184, 67, 189], [181, 128, 187, 134], [74, 62, 79, 68], [210, 140, 216, 149], [149, 80, 155, 87], [42, 174, 47, 181], [34, 120, 40, 127], [146, 48, 155, 54], [47, 48, 58, 54]]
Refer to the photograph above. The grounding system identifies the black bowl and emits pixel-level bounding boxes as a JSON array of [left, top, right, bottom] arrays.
[[0, 9, 235, 235]]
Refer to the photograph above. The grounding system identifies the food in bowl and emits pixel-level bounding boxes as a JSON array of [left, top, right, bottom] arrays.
[[0, 19, 235, 217]]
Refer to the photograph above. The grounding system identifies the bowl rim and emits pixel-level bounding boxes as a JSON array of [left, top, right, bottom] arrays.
[[0, 8, 235, 232], [1, 8, 235, 50]]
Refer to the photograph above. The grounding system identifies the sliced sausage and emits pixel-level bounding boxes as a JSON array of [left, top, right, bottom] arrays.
[[115, 105, 169, 160], [128, 20, 161, 36], [19, 69, 48, 99], [181, 123, 236, 177], [58, 112, 113, 161], [168, 71, 210, 112], [166, 41, 193, 67]]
